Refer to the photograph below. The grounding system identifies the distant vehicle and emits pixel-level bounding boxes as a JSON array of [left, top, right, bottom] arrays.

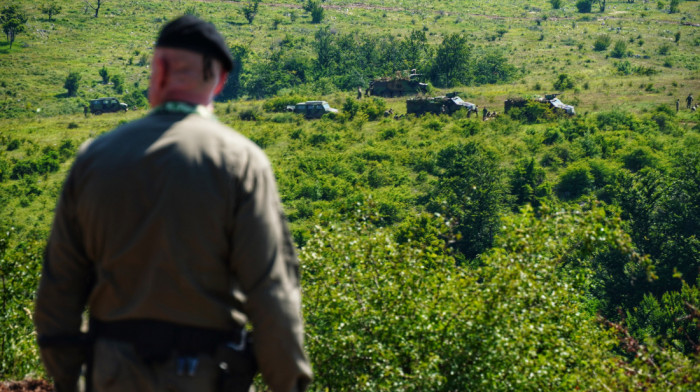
[[89, 97, 128, 115], [406, 95, 478, 116], [504, 94, 575, 116], [369, 71, 428, 98], [286, 101, 338, 118]]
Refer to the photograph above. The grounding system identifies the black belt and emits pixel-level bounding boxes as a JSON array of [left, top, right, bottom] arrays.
[[90, 318, 242, 362]]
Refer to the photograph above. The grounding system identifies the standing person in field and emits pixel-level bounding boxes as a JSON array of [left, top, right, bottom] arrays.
[[687, 93, 694, 109], [34, 15, 312, 392]]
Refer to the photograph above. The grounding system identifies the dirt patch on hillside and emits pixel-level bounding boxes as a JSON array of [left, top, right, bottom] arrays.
[[0, 380, 53, 392]]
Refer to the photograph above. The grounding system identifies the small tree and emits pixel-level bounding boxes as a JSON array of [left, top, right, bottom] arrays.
[[40, 2, 62, 21], [553, 73, 575, 90], [98, 66, 110, 84], [241, 0, 260, 24], [610, 40, 627, 58], [576, 0, 593, 12], [669, 0, 679, 13], [64, 72, 81, 97], [310, 1, 324, 24], [550, 0, 562, 9], [1, 5, 27, 49], [83, 0, 107, 18], [593, 34, 612, 51], [111, 74, 124, 94]]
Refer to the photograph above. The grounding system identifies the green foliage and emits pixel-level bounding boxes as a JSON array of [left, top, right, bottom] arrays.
[[576, 0, 593, 13], [0, 5, 27, 49], [550, 0, 562, 9], [553, 73, 575, 90], [241, 0, 260, 24], [593, 34, 612, 51], [302, 202, 679, 391], [556, 161, 594, 199], [621, 146, 657, 172], [610, 40, 627, 59], [121, 88, 148, 110], [510, 158, 549, 207], [39, 1, 61, 21], [111, 74, 124, 94], [98, 66, 109, 84], [472, 47, 518, 85], [263, 95, 308, 112], [63, 71, 81, 97], [425, 142, 508, 260], [430, 33, 471, 87], [309, 1, 324, 24], [669, 0, 679, 13]]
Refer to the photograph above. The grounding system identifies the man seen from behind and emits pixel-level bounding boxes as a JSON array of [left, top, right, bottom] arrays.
[[34, 15, 312, 392]]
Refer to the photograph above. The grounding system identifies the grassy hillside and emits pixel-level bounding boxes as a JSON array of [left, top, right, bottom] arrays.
[[1, 0, 700, 390]]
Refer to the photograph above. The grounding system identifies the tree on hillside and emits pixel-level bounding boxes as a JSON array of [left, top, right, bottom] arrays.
[[64, 72, 81, 97], [309, 1, 324, 24], [400, 30, 431, 72], [430, 33, 471, 87], [83, 0, 107, 18], [40, 2, 62, 21], [98, 66, 110, 84], [313, 26, 339, 76], [1, 5, 27, 50], [241, 0, 260, 24], [426, 142, 508, 260]]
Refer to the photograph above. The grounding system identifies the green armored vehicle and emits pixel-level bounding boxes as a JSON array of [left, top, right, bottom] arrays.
[[368, 71, 428, 98], [406, 95, 478, 116], [89, 97, 128, 115]]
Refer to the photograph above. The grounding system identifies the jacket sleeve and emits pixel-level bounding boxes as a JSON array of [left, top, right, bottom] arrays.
[[229, 151, 312, 392], [34, 164, 94, 392]]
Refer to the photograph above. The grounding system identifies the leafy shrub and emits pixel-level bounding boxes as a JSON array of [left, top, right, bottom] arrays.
[[63, 71, 81, 97], [426, 142, 507, 260], [238, 107, 262, 121], [122, 89, 148, 110], [301, 202, 675, 391], [263, 95, 308, 112], [553, 73, 575, 90], [593, 34, 612, 51], [576, 0, 593, 13], [610, 40, 627, 58], [622, 147, 657, 172], [556, 162, 594, 199], [509, 158, 549, 206]]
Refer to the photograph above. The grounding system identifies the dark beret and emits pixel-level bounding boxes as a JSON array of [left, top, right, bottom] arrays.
[[156, 15, 233, 72]]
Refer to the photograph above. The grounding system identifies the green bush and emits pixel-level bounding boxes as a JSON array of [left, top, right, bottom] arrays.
[[576, 0, 593, 13], [301, 202, 683, 391], [622, 147, 657, 172], [63, 71, 81, 97], [263, 95, 308, 112], [593, 34, 612, 51], [556, 162, 594, 199], [610, 40, 627, 58]]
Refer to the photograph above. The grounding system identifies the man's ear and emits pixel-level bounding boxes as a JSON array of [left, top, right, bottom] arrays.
[[153, 56, 168, 91], [213, 71, 229, 96]]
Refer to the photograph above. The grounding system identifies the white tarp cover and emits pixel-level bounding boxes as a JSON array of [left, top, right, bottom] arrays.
[[549, 98, 575, 115], [450, 97, 477, 111]]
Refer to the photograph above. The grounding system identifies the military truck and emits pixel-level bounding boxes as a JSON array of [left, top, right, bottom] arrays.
[[89, 97, 128, 115], [368, 71, 428, 98], [504, 94, 575, 116], [286, 101, 338, 119], [406, 95, 478, 116]]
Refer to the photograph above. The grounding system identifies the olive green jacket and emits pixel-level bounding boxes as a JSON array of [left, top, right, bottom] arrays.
[[34, 106, 312, 391]]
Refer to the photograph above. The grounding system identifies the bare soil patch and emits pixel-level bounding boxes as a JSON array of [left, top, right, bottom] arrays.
[[0, 380, 53, 392]]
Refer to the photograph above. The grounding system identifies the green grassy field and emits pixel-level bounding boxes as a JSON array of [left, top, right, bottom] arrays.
[[1, 0, 700, 390]]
